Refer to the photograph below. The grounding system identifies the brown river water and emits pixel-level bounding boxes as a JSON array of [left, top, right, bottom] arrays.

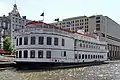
[[0, 61, 120, 80]]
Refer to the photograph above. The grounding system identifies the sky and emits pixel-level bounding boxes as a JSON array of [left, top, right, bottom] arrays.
[[0, 0, 120, 23]]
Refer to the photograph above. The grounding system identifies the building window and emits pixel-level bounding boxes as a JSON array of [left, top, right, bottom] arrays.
[[96, 24, 100, 31], [16, 51, 18, 58], [19, 37, 22, 45], [24, 50, 28, 58], [96, 17, 100, 19], [38, 36, 44, 45], [79, 54, 81, 59], [46, 51, 51, 59], [38, 50, 43, 58], [31, 36, 36, 45], [16, 38, 18, 46], [96, 28, 100, 31], [24, 37, 28, 45], [96, 20, 100, 23], [75, 20, 79, 23], [47, 37, 52, 45], [62, 38, 65, 46], [30, 50, 35, 58], [19, 51, 22, 58], [75, 54, 77, 59], [96, 24, 100, 27], [54, 38, 58, 45], [71, 21, 74, 23]]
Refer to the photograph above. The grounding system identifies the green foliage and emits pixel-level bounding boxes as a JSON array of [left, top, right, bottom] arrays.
[[3, 37, 14, 53]]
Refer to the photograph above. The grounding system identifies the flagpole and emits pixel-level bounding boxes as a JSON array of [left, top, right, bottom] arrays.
[[43, 10, 44, 22]]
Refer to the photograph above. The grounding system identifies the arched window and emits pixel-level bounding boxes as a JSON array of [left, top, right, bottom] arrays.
[[19, 37, 22, 45], [24, 50, 28, 58], [31, 36, 36, 45], [46, 51, 51, 58], [19, 51, 22, 58], [24, 37, 28, 45], [38, 50, 43, 58], [16, 51, 18, 58], [30, 50, 35, 58]]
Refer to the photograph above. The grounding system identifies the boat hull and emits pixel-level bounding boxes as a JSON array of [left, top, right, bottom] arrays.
[[15, 61, 105, 69]]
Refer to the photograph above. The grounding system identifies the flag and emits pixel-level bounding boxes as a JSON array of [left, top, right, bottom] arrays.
[[40, 12, 44, 16], [54, 18, 59, 22]]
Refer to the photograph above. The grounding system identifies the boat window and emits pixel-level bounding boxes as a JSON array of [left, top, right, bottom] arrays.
[[96, 55, 97, 59], [83, 44, 85, 48], [24, 50, 28, 58], [24, 37, 28, 45], [79, 54, 81, 59], [19, 50, 22, 58], [86, 44, 88, 48], [102, 55, 104, 58], [93, 55, 95, 59], [98, 55, 100, 59], [82, 54, 84, 59], [85, 54, 87, 59], [16, 51, 18, 58], [91, 55, 93, 59], [80, 43, 82, 47], [54, 37, 59, 45], [19, 37, 22, 45], [64, 51, 66, 56], [30, 50, 35, 58], [46, 51, 51, 59], [47, 37, 52, 45], [38, 50, 43, 58], [100, 55, 101, 58], [31, 36, 36, 45], [62, 38, 65, 46], [16, 38, 18, 46], [38, 36, 44, 45], [88, 55, 90, 59], [74, 54, 77, 59]]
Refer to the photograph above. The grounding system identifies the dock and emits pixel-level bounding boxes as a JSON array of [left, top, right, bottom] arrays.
[[0, 55, 15, 68]]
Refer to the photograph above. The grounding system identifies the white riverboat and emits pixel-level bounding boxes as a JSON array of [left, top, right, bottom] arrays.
[[14, 21, 108, 68]]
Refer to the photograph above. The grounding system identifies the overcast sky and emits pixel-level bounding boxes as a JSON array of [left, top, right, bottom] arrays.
[[0, 0, 120, 23]]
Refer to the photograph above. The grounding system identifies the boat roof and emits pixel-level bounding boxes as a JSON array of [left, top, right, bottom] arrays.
[[25, 21, 97, 39]]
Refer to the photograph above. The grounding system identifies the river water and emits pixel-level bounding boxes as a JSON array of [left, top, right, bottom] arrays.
[[0, 61, 120, 80]]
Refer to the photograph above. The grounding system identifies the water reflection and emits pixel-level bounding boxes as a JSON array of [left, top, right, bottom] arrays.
[[0, 61, 120, 80]]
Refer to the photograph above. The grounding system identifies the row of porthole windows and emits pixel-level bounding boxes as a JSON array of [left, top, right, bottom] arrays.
[[16, 50, 67, 58], [16, 36, 65, 46], [74, 54, 104, 59]]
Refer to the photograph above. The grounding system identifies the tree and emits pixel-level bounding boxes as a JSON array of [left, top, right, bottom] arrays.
[[3, 36, 14, 53]]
